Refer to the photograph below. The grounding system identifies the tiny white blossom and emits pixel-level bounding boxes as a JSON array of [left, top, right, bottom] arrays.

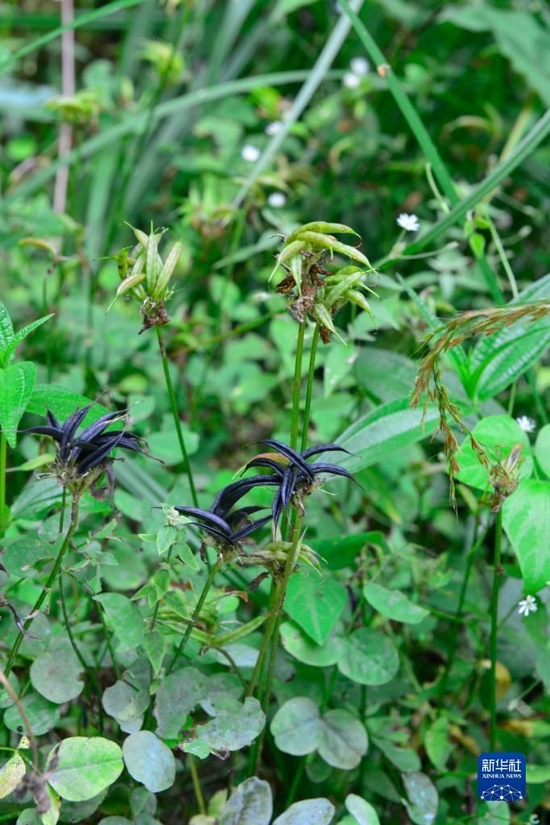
[[350, 56, 370, 76], [516, 415, 536, 433], [518, 595, 538, 617], [241, 144, 260, 162], [267, 192, 286, 208], [343, 71, 361, 89], [396, 213, 420, 232], [265, 121, 283, 136]]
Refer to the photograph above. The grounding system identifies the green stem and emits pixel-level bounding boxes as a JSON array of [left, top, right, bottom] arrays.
[[246, 579, 281, 699], [4, 494, 80, 679], [301, 324, 320, 452], [489, 510, 503, 750], [156, 325, 198, 508], [59, 578, 104, 732], [188, 753, 206, 816], [97, 605, 121, 680], [486, 214, 519, 299], [290, 322, 306, 451], [0, 430, 7, 537], [167, 559, 223, 675]]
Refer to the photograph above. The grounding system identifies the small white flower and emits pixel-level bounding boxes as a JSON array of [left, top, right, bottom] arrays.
[[265, 121, 283, 136], [267, 192, 286, 208], [343, 71, 361, 89], [518, 595, 538, 617], [396, 213, 420, 232], [516, 415, 536, 433], [350, 56, 370, 76], [241, 144, 260, 162]]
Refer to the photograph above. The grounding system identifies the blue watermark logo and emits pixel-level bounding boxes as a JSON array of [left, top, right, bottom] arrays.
[[477, 752, 526, 801]]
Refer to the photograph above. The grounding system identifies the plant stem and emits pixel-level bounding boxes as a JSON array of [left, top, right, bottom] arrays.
[[166, 558, 223, 675], [489, 510, 503, 750], [188, 753, 206, 815], [0, 430, 7, 537], [486, 214, 519, 299], [59, 577, 104, 732], [290, 321, 306, 451], [156, 325, 198, 508], [4, 494, 80, 679], [301, 324, 320, 452]]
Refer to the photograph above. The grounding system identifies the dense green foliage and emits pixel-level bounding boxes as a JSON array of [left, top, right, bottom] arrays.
[[1, 1, 550, 824]]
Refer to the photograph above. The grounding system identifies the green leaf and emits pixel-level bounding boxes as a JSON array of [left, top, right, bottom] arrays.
[[284, 573, 347, 645], [401, 772, 438, 825], [122, 731, 176, 793], [154, 667, 208, 739], [4, 691, 60, 735], [344, 794, 381, 825], [156, 525, 177, 555], [143, 630, 167, 676], [333, 398, 439, 474], [374, 739, 421, 772], [192, 698, 265, 754], [102, 680, 149, 733], [526, 764, 550, 783], [502, 480, 550, 594], [270, 697, 322, 756], [0, 751, 26, 799], [535, 425, 550, 478], [0, 301, 15, 356], [475, 802, 510, 825], [26, 384, 108, 423], [30, 641, 84, 704], [272, 798, 335, 825], [94, 594, 144, 650], [324, 345, 357, 398], [318, 709, 368, 769], [3, 313, 54, 365], [46, 737, 124, 802], [424, 717, 453, 771], [363, 583, 429, 624], [218, 777, 272, 825], [338, 629, 399, 686], [455, 416, 532, 491], [468, 274, 550, 401], [0, 361, 36, 447], [280, 621, 344, 667]]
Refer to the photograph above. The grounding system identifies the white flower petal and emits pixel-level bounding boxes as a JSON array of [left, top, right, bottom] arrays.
[[265, 121, 283, 136], [241, 144, 260, 162], [267, 192, 286, 208], [396, 213, 420, 232], [350, 56, 370, 76], [343, 72, 361, 89], [516, 415, 536, 433]]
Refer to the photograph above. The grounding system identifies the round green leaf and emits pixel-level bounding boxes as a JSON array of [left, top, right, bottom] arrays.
[[363, 583, 429, 624], [284, 574, 348, 645], [338, 629, 399, 686], [195, 697, 265, 753], [46, 737, 124, 801], [30, 642, 84, 704], [122, 731, 176, 793], [502, 480, 550, 594], [58, 789, 107, 823], [402, 772, 439, 825], [154, 667, 208, 739], [272, 798, 335, 825], [318, 709, 368, 769], [280, 622, 344, 667], [103, 680, 149, 732], [4, 691, 60, 735], [219, 777, 272, 825], [455, 416, 532, 491], [345, 794, 381, 825], [425, 717, 452, 771], [270, 697, 322, 756]]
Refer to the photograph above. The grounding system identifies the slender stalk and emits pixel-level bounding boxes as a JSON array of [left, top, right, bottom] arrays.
[[487, 217, 519, 299], [53, 0, 75, 215], [188, 754, 206, 815], [166, 558, 223, 675], [489, 510, 503, 750], [301, 324, 320, 452], [156, 325, 198, 508], [0, 430, 7, 537], [97, 605, 121, 680], [290, 322, 306, 451], [4, 494, 80, 679], [59, 578, 104, 732], [246, 580, 281, 699]]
